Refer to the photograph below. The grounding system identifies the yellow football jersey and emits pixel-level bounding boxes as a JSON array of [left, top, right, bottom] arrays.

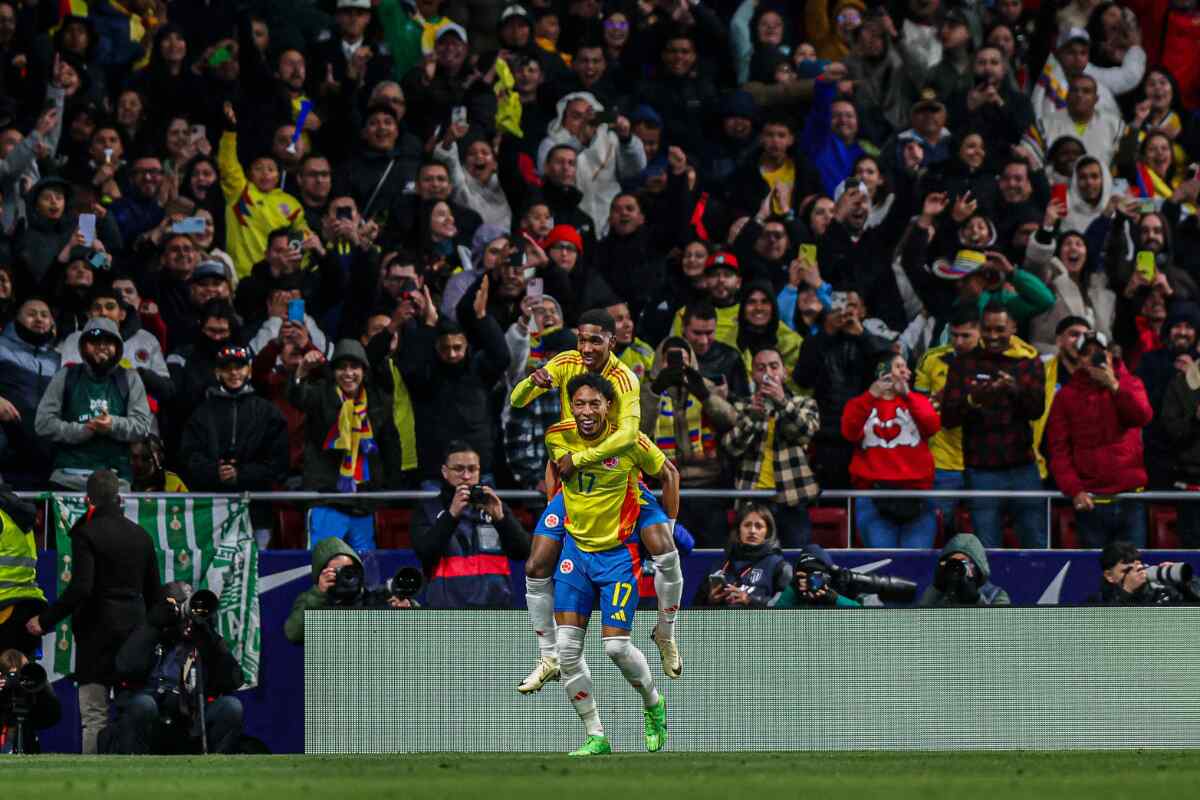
[[509, 350, 641, 468], [545, 421, 666, 552]]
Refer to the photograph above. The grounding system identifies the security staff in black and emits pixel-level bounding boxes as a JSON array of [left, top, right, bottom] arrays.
[[29, 469, 160, 754]]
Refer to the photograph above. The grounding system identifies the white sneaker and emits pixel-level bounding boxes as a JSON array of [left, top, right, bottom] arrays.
[[652, 626, 682, 678], [518, 655, 560, 694]]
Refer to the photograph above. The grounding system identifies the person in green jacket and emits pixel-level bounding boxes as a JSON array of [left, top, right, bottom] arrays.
[[773, 545, 863, 608], [917, 533, 1012, 606], [283, 537, 362, 644]]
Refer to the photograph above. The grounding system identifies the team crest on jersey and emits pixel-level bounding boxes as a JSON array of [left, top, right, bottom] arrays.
[[747, 568, 763, 584], [545, 513, 560, 528], [136, 348, 150, 364], [560, 559, 574, 575], [603, 457, 619, 469]]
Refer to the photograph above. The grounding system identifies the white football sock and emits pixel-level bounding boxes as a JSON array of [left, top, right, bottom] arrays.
[[525, 576, 558, 659], [557, 625, 603, 736], [652, 550, 683, 640], [604, 636, 660, 708]]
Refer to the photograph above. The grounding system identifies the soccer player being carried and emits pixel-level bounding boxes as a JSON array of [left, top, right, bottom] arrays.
[[547, 373, 679, 755], [510, 309, 685, 694]]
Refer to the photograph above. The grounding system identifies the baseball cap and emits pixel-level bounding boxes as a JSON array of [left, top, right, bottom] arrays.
[[500, 4, 532, 25], [436, 23, 469, 44], [912, 86, 945, 114], [704, 252, 739, 273], [191, 260, 229, 283], [1056, 27, 1090, 49], [215, 345, 251, 366], [336, 0, 372, 9]]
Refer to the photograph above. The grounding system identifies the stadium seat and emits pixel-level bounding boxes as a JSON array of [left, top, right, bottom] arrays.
[[274, 506, 307, 549], [1053, 506, 1080, 548], [374, 507, 413, 549], [810, 506, 848, 548], [1148, 505, 1180, 549]]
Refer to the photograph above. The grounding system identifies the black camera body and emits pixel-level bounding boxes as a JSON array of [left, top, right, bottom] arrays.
[[800, 563, 918, 604], [330, 563, 423, 607], [936, 558, 980, 604], [468, 485, 488, 506]]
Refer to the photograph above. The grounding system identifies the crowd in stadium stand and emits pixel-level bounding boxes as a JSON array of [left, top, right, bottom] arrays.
[[0, 0, 1197, 553]]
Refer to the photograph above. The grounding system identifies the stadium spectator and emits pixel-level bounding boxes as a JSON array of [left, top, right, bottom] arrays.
[[1099, 541, 1200, 605], [34, 317, 152, 490], [918, 533, 1012, 606], [129, 435, 187, 493], [698, 504, 791, 607], [103, 581, 244, 755], [914, 305, 981, 539], [843, 354, 941, 548], [723, 347, 820, 546], [411, 440, 531, 608], [180, 345, 289, 547], [940, 303, 1047, 547], [26, 469, 159, 754], [1158, 354, 1200, 547], [1046, 331, 1152, 546], [290, 339, 404, 550], [640, 337, 736, 546], [679, 300, 750, 400], [1138, 303, 1200, 487], [0, 298, 59, 487]]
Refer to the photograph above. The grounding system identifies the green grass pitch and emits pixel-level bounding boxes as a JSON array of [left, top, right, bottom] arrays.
[[6, 752, 1199, 799]]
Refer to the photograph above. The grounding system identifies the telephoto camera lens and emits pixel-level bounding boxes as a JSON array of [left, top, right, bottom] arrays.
[[1145, 563, 1193, 585]]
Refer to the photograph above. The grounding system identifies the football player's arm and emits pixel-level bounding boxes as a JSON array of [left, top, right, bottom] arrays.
[[509, 352, 566, 408], [655, 458, 680, 521], [572, 376, 642, 467]]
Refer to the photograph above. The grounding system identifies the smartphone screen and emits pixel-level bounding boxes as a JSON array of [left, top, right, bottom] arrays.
[[1050, 184, 1068, 208], [288, 299, 305, 323], [526, 277, 543, 299], [798, 243, 817, 264], [1136, 250, 1156, 282], [78, 213, 96, 246]]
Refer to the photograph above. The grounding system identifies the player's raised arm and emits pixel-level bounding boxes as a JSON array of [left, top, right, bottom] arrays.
[[509, 365, 553, 408], [655, 458, 680, 521], [572, 367, 641, 468]]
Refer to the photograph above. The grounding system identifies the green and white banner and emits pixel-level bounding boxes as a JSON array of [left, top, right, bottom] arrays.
[[48, 496, 260, 688]]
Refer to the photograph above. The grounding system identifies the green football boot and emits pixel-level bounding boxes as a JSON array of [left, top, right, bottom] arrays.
[[568, 734, 612, 757], [643, 696, 668, 752]]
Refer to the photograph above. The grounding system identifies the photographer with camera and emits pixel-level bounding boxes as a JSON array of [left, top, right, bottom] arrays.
[[0, 648, 60, 754], [411, 441, 531, 609], [1099, 541, 1200, 605], [697, 504, 791, 608], [773, 546, 863, 608], [918, 533, 1012, 606], [103, 581, 244, 754]]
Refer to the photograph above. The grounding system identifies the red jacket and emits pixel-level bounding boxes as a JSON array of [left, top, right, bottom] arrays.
[[1045, 360, 1152, 497], [841, 391, 940, 489]]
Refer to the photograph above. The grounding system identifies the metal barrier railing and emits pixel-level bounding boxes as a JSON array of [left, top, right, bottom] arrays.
[[23, 488, 1197, 549]]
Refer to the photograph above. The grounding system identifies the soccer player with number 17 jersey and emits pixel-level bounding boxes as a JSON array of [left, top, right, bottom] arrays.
[[547, 373, 679, 755]]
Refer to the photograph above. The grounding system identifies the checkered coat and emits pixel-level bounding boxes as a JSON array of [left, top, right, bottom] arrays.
[[722, 392, 821, 506]]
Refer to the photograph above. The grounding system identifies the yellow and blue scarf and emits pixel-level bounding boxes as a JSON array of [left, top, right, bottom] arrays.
[[323, 388, 376, 492]]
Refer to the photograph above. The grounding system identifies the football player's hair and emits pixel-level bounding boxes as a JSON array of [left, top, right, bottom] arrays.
[[567, 373, 616, 403]]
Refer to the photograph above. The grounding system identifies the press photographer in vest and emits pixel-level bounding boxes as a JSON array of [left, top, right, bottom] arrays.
[[103, 581, 244, 754], [411, 441, 531, 608], [698, 504, 791, 607]]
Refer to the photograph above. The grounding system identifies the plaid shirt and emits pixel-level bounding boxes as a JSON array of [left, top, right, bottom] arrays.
[[503, 390, 561, 489], [722, 393, 821, 506], [940, 348, 1046, 470]]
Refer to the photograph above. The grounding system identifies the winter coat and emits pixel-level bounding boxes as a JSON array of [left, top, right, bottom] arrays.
[[1159, 363, 1200, 483], [336, 138, 424, 223], [842, 391, 940, 489], [432, 140, 512, 230], [590, 226, 665, 321], [1045, 359, 1151, 497], [794, 327, 895, 447], [36, 503, 161, 684], [179, 385, 289, 491], [283, 537, 363, 644], [1024, 234, 1116, 354], [917, 533, 1011, 606], [400, 317, 509, 479], [639, 339, 737, 487], [536, 92, 646, 239], [0, 323, 59, 417]]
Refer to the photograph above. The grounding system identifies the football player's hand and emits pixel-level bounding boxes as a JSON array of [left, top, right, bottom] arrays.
[[531, 367, 553, 389], [556, 453, 577, 480]]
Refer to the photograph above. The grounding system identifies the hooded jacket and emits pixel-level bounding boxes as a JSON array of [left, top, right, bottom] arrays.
[[1063, 155, 1115, 234], [639, 338, 737, 487], [179, 383, 289, 492], [917, 533, 1011, 606], [283, 537, 363, 644], [1046, 357, 1151, 497], [432, 138, 512, 231], [736, 280, 806, 385], [536, 92, 647, 239], [1024, 232, 1116, 354]]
